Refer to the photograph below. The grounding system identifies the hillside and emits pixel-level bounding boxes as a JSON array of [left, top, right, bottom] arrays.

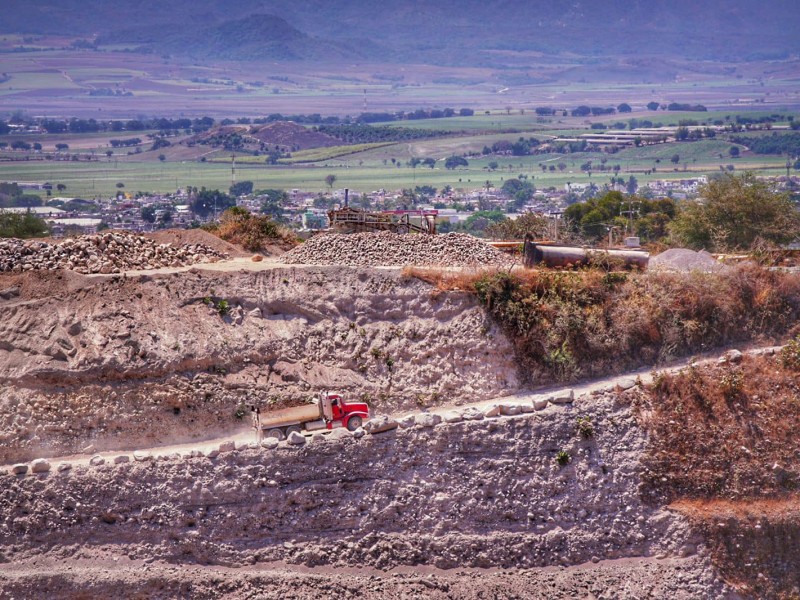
[[2, 235, 800, 597], [3, 0, 799, 64]]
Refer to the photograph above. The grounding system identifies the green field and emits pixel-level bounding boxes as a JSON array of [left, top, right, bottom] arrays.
[[0, 144, 788, 200]]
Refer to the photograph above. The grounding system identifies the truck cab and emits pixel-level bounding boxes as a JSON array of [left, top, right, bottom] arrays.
[[320, 392, 369, 432]]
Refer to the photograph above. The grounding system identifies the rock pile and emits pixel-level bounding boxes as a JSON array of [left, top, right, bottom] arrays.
[[282, 231, 510, 267], [649, 248, 723, 273], [0, 232, 227, 274]]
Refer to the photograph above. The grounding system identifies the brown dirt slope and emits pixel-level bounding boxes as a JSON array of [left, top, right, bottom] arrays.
[[634, 352, 800, 599], [145, 228, 251, 258], [674, 498, 800, 600], [250, 121, 341, 150]]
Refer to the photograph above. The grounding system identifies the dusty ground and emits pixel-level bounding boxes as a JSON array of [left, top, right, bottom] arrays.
[[1, 252, 796, 598], [0, 389, 738, 599], [0, 264, 518, 463], [0, 555, 731, 599]]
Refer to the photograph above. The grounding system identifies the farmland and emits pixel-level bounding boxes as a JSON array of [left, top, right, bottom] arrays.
[[0, 42, 797, 199], [0, 109, 795, 198]]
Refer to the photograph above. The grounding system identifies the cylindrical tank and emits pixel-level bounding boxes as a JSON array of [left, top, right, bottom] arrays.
[[523, 237, 649, 270]]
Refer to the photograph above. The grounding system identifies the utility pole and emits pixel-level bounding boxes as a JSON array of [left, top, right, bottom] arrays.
[[231, 152, 236, 186]]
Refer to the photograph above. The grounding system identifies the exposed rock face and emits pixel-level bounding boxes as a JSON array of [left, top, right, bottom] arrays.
[[0, 393, 733, 599], [282, 231, 510, 268], [0, 265, 518, 463], [0, 232, 227, 274]]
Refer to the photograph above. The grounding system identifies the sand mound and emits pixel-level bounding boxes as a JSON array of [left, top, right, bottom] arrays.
[[145, 228, 249, 258], [650, 248, 723, 273]]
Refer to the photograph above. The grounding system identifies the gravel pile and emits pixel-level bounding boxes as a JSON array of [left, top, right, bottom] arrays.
[[0, 232, 227, 274], [649, 248, 723, 273], [282, 231, 509, 267]]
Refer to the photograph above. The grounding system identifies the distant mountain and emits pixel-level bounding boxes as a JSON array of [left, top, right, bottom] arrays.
[[93, 14, 378, 62], [4, 0, 800, 64]]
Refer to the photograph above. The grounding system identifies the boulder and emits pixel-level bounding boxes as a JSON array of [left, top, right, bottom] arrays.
[[443, 411, 463, 424], [365, 415, 399, 434], [287, 431, 307, 445], [261, 438, 279, 450], [726, 349, 743, 364], [57, 462, 72, 472], [461, 407, 485, 421], [113, 455, 130, 465], [218, 441, 236, 453], [89, 455, 105, 466], [31, 458, 51, 473], [352, 427, 366, 439], [616, 378, 637, 391], [415, 413, 442, 428], [12, 464, 28, 475], [398, 414, 416, 428], [500, 403, 522, 416], [133, 451, 153, 462], [533, 398, 549, 411], [483, 405, 502, 418], [550, 389, 575, 405]]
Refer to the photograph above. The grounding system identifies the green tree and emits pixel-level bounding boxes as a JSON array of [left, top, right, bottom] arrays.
[[485, 212, 548, 240], [159, 207, 173, 226], [617, 103, 632, 113], [729, 146, 740, 158], [259, 189, 289, 222], [0, 211, 50, 238], [229, 181, 254, 196], [647, 101, 660, 111], [463, 210, 505, 234], [141, 206, 156, 223], [191, 189, 236, 218], [325, 174, 337, 189], [670, 173, 800, 251], [445, 156, 468, 170]]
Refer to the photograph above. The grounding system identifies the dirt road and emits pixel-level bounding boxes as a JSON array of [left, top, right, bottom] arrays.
[[4, 343, 776, 470]]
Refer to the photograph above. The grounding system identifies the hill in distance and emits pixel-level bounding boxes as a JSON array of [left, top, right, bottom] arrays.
[[2, 0, 800, 65]]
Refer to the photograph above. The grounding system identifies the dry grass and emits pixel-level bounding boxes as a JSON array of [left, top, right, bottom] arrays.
[[638, 355, 800, 503], [205, 208, 297, 252], [413, 263, 800, 384], [637, 353, 800, 599], [673, 497, 800, 600]]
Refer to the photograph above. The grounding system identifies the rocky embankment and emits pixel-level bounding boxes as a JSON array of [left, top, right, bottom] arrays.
[[0, 232, 227, 274], [0, 389, 734, 599], [0, 265, 518, 463], [282, 231, 511, 267]]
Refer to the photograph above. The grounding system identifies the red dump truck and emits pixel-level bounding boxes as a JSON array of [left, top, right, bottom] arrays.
[[260, 392, 369, 440]]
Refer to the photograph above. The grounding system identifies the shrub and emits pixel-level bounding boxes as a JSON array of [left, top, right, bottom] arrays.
[[473, 264, 800, 384], [576, 416, 594, 439], [556, 450, 571, 466], [780, 337, 800, 370], [212, 207, 292, 252], [216, 299, 230, 317]]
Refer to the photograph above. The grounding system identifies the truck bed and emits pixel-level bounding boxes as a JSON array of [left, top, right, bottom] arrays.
[[260, 403, 322, 429]]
